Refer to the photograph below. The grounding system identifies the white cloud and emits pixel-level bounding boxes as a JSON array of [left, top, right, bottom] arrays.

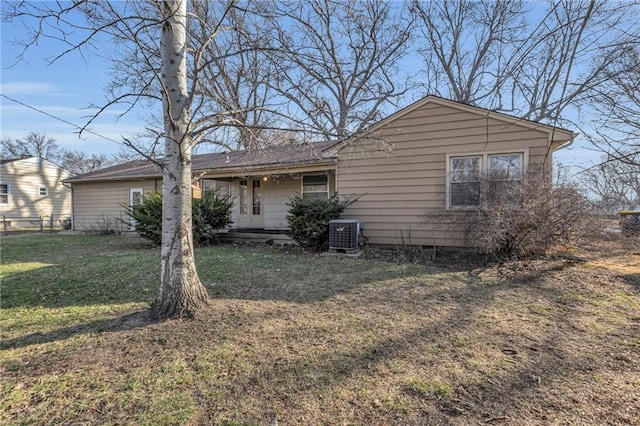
[[0, 81, 67, 96]]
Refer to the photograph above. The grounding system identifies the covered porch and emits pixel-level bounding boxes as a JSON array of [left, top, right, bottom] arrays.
[[196, 165, 337, 233]]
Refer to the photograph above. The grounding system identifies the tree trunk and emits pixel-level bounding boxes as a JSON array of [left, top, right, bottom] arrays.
[[153, 0, 209, 320]]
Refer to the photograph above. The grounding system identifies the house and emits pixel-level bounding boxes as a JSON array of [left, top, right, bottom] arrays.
[[0, 157, 73, 230], [64, 96, 574, 247]]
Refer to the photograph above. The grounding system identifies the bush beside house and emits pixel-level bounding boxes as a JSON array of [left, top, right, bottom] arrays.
[[126, 191, 233, 246], [286, 195, 355, 252]]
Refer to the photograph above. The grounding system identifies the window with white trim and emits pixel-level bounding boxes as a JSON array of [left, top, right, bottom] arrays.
[[0, 183, 9, 204], [487, 153, 523, 196], [450, 156, 481, 208], [448, 152, 524, 208], [38, 185, 48, 197], [302, 175, 329, 200]]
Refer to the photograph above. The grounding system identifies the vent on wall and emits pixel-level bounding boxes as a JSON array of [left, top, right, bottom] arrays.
[[329, 219, 362, 251]]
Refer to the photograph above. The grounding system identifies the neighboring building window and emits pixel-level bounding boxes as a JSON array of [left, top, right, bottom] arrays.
[[239, 180, 248, 215], [302, 175, 329, 200], [38, 185, 48, 197], [0, 183, 9, 204], [448, 152, 524, 208]]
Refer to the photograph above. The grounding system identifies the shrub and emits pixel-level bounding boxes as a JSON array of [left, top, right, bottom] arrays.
[[286, 194, 356, 252], [127, 192, 163, 245], [192, 191, 234, 246], [125, 191, 233, 246], [60, 217, 72, 230], [463, 170, 592, 259]]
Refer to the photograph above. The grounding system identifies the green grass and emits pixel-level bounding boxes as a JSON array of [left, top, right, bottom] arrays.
[[406, 377, 453, 400], [1, 233, 639, 425]]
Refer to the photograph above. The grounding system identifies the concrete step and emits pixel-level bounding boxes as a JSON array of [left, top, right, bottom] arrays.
[[219, 231, 293, 246]]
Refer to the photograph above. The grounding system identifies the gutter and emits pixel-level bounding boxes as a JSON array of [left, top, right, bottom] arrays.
[[555, 132, 579, 151], [198, 161, 338, 179], [63, 173, 163, 184]]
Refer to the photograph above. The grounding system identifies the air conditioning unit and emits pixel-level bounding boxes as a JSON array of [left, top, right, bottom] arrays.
[[329, 219, 363, 251]]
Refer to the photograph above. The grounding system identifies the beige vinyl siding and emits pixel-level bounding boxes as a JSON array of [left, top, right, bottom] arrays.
[[262, 176, 299, 229], [337, 102, 557, 247], [72, 179, 158, 232], [224, 173, 336, 230], [0, 158, 72, 226], [220, 172, 336, 230]]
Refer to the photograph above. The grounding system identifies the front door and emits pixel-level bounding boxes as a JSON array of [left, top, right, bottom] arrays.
[[237, 179, 263, 228], [129, 188, 144, 230]]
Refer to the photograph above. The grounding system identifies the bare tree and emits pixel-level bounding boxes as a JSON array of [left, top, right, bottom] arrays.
[[582, 154, 640, 214], [58, 150, 112, 175], [412, 0, 526, 107], [0, 132, 113, 174], [412, 0, 636, 125], [0, 132, 63, 161], [263, 0, 414, 140], [101, 1, 282, 154], [190, 1, 278, 151], [5, 0, 225, 319], [586, 44, 640, 165], [154, 0, 209, 318]]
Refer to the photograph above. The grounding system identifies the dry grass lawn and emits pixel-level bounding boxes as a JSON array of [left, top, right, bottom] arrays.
[[1, 232, 639, 425]]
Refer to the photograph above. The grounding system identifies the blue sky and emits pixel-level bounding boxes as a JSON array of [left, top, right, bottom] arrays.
[[0, 5, 598, 172], [1, 15, 149, 156]]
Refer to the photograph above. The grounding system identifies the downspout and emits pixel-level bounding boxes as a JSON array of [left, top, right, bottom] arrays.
[[62, 182, 74, 231]]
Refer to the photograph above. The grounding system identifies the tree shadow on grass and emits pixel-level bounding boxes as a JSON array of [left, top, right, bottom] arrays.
[[203, 268, 638, 424], [4, 256, 638, 425], [620, 273, 640, 291], [0, 310, 153, 351]]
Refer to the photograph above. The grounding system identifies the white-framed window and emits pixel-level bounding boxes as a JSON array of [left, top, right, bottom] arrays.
[[449, 156, 482, 208], [302, 175, 329, 200], [38, 185, 48, 197], [200, 179, 230, 197], [447, 151, 525, 209], [487, 153, 524, 195], [0, 183, 9, 204]]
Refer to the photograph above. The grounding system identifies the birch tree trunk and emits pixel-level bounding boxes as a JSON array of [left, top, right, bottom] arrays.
[[154, 0, 209, 319]]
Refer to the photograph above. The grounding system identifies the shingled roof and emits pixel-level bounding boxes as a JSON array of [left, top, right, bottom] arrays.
[[65, 141, 338, 183], [0, 158, 21, 165]]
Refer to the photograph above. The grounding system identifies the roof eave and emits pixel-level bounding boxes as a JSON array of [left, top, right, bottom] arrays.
[[196, 159, 337, 178], [64, 173, 162, 184], [65, 158, 337, 183]]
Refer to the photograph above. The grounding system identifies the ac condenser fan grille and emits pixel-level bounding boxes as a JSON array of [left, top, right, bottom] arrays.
[[329, 219, 362, 251]]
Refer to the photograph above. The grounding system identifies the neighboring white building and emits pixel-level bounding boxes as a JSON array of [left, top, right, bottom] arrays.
[[0, 157, 73, 230]]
